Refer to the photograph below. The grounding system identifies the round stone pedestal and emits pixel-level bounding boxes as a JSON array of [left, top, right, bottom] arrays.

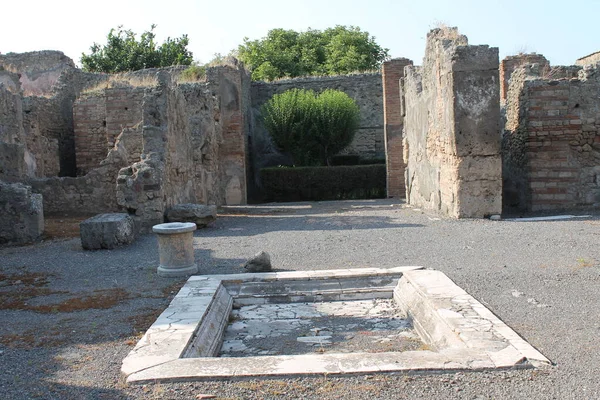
[[152, 222, 198, 277]]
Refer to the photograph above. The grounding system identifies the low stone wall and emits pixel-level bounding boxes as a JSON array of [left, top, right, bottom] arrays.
[[0, 181, 44, 244], [29, 164, 122, 215]]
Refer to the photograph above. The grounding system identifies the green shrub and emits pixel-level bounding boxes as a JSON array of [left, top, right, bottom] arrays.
[[261, 89, 318, 166], [260, 164, 386, 202], [261, 89, 360, 166], [311, 89, 360, 165]]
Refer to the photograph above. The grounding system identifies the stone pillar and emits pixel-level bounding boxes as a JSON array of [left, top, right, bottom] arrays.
[[153, 222, 198, 277], [383, 58, 413, 198]]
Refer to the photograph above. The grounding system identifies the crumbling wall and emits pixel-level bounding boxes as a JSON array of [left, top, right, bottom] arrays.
[[500, 54, 549, 104], [0, 51, 75, 97], [402, 28, 502, 218], [503, 64, 600, 211], [116, 65, 249, 231], [383, 58, 413, 198], [0, 51, 105, 178], [73, 87, 144, 175], [1, 53, 249, 229], [0, 181, 44, 244], [576, 51, 600, 66], [0, 73, 29, 179], [180, 82, 221, 205]]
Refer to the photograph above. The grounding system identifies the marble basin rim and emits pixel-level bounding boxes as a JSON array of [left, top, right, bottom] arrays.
[[121, 266, 551, 383]]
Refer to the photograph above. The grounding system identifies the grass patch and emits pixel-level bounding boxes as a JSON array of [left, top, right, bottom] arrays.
[[82, 74, 159, 95]]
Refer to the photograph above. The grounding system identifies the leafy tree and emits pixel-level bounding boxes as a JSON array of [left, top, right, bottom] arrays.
[[262, 89, 318, 166], [81, 25, 193, 73], [261, 89, 360, 166], [311, 89, 360, 165], [238, 26, 389, 81]]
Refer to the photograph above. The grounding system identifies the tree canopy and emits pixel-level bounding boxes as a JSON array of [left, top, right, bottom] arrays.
[[237, 26, 389, 81], [81, 25, 193, 73]]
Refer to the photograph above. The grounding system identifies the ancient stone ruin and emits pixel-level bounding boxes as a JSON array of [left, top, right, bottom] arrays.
[[1, 27, 600, 244], [399, 28, 502, 218]]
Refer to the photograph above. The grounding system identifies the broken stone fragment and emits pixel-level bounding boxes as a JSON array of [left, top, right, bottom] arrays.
[[165, 204, 217, 228], [244, 251, 272, 272]]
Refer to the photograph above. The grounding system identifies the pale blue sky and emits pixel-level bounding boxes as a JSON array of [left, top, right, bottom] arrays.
[[1, 0, 597, 67]]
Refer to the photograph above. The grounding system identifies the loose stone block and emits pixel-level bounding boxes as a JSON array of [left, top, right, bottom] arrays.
[[165, 204, 217, 228], [0, 181, 44, 245], [153, 222, 198, 277], [243, 251, 272, 272], [80, 213, 135, 250]]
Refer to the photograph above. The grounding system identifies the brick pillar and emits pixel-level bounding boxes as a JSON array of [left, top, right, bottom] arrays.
[[383, 58, 413, 198]]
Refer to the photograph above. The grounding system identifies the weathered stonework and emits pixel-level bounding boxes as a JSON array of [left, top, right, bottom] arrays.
[[80, 213, 135, 250], [500, 54, 549, 104], [73, 87, 144, 175], [576, 51, 600, 67], [0, 51, 107, 179], [503, 63, 600, 211], [402, 28, 502, 218], [0, 181, 44, 245], [0, 51, 76, 97], [116, 64, 250, 231], [383, 58, 413, 198]]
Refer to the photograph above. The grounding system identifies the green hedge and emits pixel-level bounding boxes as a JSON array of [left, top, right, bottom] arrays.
[[260, 164, 386, 202], [330, 155, 386, 166]]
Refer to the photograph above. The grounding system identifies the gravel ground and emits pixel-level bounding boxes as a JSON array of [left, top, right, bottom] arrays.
[[1, 199, 599, 400]]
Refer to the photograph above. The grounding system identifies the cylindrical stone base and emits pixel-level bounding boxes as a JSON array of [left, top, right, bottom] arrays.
[[152, 222, 198, 277]]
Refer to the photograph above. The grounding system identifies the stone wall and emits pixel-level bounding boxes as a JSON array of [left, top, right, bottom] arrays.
[[0, 181, 44, 244], [576, 51, 600, 66], [0, 51, 76, 96], [503, 64, 600, 211], [116, 65, 250, 231], [250, 73, 384, 175], [0, 51, 105, 178], [0, 74, 29, 179], [73, 87, 144, 175], [212, 64, 250, 206], [402, 28, 502, 218], [382, 58, 413, 198], [500, 54, 549, 104]]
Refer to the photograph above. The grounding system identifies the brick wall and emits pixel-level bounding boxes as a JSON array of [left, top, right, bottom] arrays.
[[503, 65, 600, 211], [382, 58, 412, 198], [104, 88, 144, 147], [500, 54, 549, 104], [73, 88, 144, 175], [73, 94, 106, 175]]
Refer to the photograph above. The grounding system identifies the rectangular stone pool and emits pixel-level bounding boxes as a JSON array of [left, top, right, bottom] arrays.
[[121, 267, 550, 383]]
